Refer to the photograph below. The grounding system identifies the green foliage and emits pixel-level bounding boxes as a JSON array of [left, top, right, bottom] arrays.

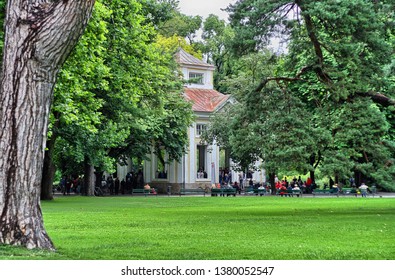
[[199, 14, 237, 93], [158, 11, 202, 44], [52, 0, 193, 175], [221, 0, 395, 188]]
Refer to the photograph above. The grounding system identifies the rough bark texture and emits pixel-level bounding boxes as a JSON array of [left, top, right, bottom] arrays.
[[0, 0, 95, 250], [84, 161, 95, 196]]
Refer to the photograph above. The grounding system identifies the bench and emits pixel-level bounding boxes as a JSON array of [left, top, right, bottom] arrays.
[[312, 189, 339, 197], [131, 188, 156, 196], [179, 188, 206, 196], [340, 188, 358, 197], [276, 189, 302, 197], [211, 188, 237, 197], [245, 187, 267, 196]]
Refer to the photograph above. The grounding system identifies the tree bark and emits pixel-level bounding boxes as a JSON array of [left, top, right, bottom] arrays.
[[0, 0, 95, 250], [268, 172, 276, 195], [84, 160, 95, 196]]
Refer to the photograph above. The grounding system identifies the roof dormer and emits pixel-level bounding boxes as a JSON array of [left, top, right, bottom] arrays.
[[175, 48, 215, 90]]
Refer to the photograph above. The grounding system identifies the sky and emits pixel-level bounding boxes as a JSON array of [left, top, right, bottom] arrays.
[[177, 0, 284, 52], [178, 0, 236, 21]]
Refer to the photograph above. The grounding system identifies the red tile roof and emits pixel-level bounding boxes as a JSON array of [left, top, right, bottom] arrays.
[[184, 88, 230, 113]]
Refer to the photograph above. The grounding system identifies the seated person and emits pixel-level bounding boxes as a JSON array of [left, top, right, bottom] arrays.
[[330, 183, 339, 193], [233, 181, 241, 194], [292, 184, 300, 191]]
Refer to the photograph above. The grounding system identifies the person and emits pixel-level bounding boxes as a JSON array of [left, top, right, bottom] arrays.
[[107, 176, 114, 195], [65, 176, 72, 195], [331, 183, 339, 194], [275, 180, 282, 190], [233, 181, 241, 194], [114, 177, 120, 195], [120, 179, 126, 194], [292, 184, 301, 197], [292, 184, 300, 191], [279, 185, 288, 197], [359, 183, 369, 197], [349, 177, 356, 188], [144, 183, 156, 194]]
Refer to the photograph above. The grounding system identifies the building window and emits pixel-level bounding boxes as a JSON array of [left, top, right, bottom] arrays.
[[196, 124, 207, 136], [196, 145, 208, 179], [189, 72, 204, 85]]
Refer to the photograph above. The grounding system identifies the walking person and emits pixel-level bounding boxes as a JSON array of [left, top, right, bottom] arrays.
[[359, 182, 369, 198]]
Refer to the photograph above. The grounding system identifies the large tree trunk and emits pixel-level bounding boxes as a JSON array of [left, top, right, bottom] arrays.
[[41, 129, 58, 200], [84, 160, 95, 196], [268, 172, 275, 195], [0, 0, 95, 250], [40, 140, 57, 201]]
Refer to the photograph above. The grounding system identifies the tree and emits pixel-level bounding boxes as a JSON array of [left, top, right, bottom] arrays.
[[159, 12, 202, 44], [226, 0, 395, 189], [0, 0, 95, 250], [41, 1, 110, 200], [40, 0, 194, 198], [199, 14, 237, 93]]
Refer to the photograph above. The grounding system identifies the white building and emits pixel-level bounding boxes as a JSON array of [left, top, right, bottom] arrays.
[[118, 49, 265, 192]]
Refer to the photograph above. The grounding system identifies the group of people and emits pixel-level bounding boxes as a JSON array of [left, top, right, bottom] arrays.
[[219, 168, 232, 185], [331, 182, 371, 197], [274, 176, 314, 194], [60, 176, 82, 195]]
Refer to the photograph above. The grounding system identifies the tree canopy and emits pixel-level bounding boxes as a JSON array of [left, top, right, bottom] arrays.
[[41, 0, 194, 197], [201, 0, 395, 190]]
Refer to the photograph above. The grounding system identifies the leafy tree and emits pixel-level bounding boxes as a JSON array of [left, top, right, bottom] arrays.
[[204, 51, 322, 191], [199, 14, 237, 93], [42, 0, 194, 198], [225, 0, 395, 189], [41, 1, 111, 199], [159, 11, 202, 44]]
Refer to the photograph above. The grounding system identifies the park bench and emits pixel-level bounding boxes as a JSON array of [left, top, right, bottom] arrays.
[[211, 188, 237, 197], [342, 186, 377, 197], [245, 187, 267, 196], [179, 188, 206, 196], [312, 189, 339, 197], [340, 188, 358, 197], [131, 188, 157, 196], [276, 189, 302, 197]]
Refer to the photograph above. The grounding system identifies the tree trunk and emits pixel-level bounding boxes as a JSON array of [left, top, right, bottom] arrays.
[[268, 172, 275, 195], [0, 0, 95, 250], [84, 161, 95, 196], [309, 170, 315, 184], [41, 134, 57, 200]]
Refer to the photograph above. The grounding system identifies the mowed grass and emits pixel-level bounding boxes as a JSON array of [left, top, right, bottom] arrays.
[[1, 196, 395, 260]]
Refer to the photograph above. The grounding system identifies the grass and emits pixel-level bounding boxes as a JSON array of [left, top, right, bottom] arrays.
[[1, 196, 395, 260]]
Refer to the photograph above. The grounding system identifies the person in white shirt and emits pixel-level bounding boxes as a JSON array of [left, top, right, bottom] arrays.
[[359, 183, 369, 197]]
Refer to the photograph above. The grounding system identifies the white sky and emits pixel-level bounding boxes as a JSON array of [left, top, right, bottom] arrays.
[[178, 0, 236, 21]]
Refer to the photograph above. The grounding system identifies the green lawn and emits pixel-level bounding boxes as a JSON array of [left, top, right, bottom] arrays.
[[1, 196, 395, 260]]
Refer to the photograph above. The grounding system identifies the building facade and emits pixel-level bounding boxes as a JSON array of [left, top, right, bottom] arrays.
[[117, 49, 265, 192]]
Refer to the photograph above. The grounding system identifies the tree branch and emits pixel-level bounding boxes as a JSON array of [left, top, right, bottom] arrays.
[[357, 91, 395, 107], [254, 64, 313, 93]]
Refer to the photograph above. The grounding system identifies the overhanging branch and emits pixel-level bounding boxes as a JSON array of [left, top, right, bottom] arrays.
[[357, 91, 395, 107]]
